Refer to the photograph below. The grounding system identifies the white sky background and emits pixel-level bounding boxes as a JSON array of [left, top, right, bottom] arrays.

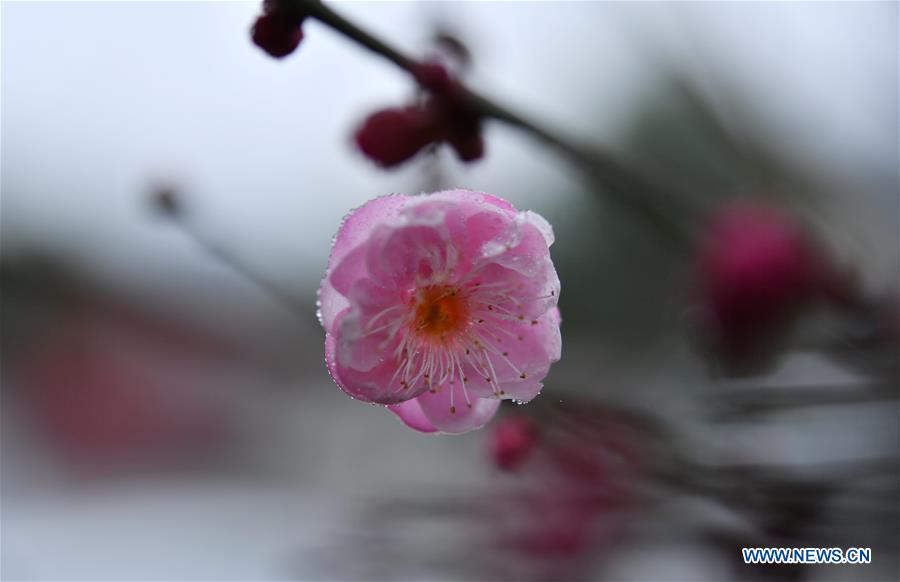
[[2, 1, 897, 305]]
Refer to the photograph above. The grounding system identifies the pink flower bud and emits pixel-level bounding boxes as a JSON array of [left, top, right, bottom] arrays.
[[488, 415, 539, 470], [698, 200, 825, 359], [251, 11, 304, 59]]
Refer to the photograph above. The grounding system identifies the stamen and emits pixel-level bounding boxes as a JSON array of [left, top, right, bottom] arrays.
[[375, 265, 552, 405], [365, 304, 405, 331]]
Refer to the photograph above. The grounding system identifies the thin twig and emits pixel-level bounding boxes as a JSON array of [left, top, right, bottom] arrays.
[[709, 381, 899, 420], [170, 213, 315, 326]]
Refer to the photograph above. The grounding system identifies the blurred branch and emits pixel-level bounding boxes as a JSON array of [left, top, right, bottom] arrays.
[[181, 224, 311, 320], [710, 381, 898, 420], [154, 191, 315, 327], [294, 0, 693, 244]]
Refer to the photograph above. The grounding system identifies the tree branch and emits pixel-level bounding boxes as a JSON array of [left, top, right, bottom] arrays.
[[295, 0, 693, 244]]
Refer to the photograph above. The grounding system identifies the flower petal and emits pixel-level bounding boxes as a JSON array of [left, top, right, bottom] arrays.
[[387, 399, 438, 433], [418, 189, 517, 215], [416, 387, 501, 434], [523, 210, 555, 247], [326, 309, 426, 404], [366, 220, 455, 290], [319, 195, 409, 330], [468, 260, 560, 320], [485, 217, 555, 278], [462, 309, 561, 403]]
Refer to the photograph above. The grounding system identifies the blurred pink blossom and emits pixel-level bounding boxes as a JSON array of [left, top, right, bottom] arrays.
[[16, 304, 234, 471], [487, 414, 540, 471], [318, 190, 561, 434], [489, 407, 643, 576], [697, 200, 827, 361]]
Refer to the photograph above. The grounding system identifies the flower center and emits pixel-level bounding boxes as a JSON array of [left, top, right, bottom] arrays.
[[413, 285, 468, 338]]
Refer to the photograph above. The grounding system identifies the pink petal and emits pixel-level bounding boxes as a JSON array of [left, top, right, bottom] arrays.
[[469, 261, 560, 320], [462, 309, 561, 402], [329, 245, 369, 297], [326, 309, 425, 404], [387, 399, 438, 433], [336, 310, 397, 372], [486, 218, 555, 278], [331, 195, 410, 267], [415, 386, 501, 434], [523, 210, 555, 246], [420, 189, 517, 215], [317, 283, 349, 334], [366, 222, 454, 290], [453, 211, 515, 273], [405, 191, 521, 275], [334, 348, 423, 404], [319, 195, 409, 331]]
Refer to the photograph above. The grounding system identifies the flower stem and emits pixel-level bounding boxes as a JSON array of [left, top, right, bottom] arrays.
[[296, 0, 692, 245]]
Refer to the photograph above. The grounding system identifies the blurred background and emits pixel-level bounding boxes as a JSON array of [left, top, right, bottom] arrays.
[[2, 2, 897, 580]]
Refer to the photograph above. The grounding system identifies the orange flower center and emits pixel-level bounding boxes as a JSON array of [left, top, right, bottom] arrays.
[[413, 286, 468, 338]]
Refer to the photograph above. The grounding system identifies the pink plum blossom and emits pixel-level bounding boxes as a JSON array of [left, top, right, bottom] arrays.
[[318, 190, 561, 434]]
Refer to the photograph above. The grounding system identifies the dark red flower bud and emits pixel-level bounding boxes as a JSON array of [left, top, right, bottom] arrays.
[[412, 61, 459, 95], [487, 415, 539, 471], [448, 131, 484, 162], [252, 12, 304, 59], [424, 90, 484, 164], [355, 62, 485, 168], [354, 106, 438, 168]]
